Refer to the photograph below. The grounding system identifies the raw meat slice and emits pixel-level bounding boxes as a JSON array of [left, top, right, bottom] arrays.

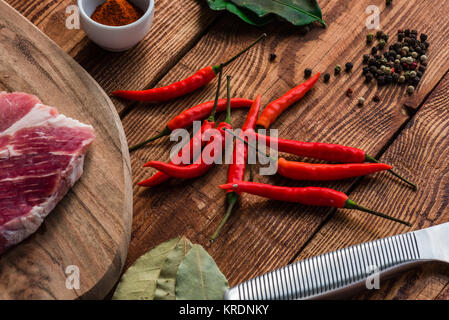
[[0, 92, 95, 254]]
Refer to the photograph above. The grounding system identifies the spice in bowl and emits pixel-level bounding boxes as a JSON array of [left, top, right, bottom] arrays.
[[91, 0, 143, 26]]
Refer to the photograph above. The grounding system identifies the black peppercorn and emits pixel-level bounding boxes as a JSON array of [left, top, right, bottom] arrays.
[[369, 66, 377, 74], [381, 33, 389, 41], [416, 71, 423, 78], [376, 30, 383, 39], [371, 46, 378, 54], [363, 54, 370, 63], [398, 33, 404, 41], [269, 53, 277, 62], [324, 73, 331, 83], [420, 33, 428, 42], [365, 73, 373, 83], [386, 0, 393, 5], [377, 75, 385, 85], [346, 88, 353, 97], [373, 95, 381, 102], [345, 62, 353, 72], [411, 76, 420, 85], [334, 65, 342, 75], [304, 68, 312, 78], [411, 29, 418, 35], [368, 58, 376, 66], [404, 29, 410, 36], [366, 33, 375, 44], [392, 73, 400, 82], [418, 65, 426, 72], [362, 66, 369, 75]]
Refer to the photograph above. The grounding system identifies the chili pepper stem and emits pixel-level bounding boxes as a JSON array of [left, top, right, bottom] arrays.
[[224, 127, 277, 163], [213, 34, 267, 73], [207, 70, 223, 122], [344, 199, 411, 227], [225, 75, 232, 124], [210, 192, 238, 243], [128, 127, 171, 152], [365, 154, 417, 190]]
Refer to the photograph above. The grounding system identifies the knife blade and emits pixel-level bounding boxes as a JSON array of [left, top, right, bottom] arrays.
[[225, 222, 449, 300]]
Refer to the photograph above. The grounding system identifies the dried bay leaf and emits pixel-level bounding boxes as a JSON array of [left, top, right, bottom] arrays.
[[112, 237, 180, 300], [175, 244, 229, 300], [154, 237, 193, 300]]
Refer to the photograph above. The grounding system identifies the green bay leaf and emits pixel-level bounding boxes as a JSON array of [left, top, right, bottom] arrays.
[[112, 237, 180, 300], [154, 237, 193, 300], [175, 244, 229, 300], [207, 0, 274, 26], [208, 0, 325, 27]]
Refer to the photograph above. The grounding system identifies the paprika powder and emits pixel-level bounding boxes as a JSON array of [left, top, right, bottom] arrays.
[[91, 0, 143, 26]]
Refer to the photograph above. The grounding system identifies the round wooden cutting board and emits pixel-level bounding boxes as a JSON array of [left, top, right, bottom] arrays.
[[0, 2, 132, 299]]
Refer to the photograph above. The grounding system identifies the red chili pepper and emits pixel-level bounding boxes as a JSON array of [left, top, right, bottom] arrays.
[[247, 131, 366, 163], [139, 71, 224, 187], [111, 34, 266, 102], [129, 98, 252, 152], [166, 98, 251, 131], [144, 122, 230, 179], [276, 158, 391, 181], [245, 131, 416, 189], [210, 94, 261, 242], [143, 75, 235, 180], [224, 130, 392, 182], [227, 95, 261, 187], [219, 182, 411, 226], [256, 72, 320, 129], [138, 120, 215, 187]]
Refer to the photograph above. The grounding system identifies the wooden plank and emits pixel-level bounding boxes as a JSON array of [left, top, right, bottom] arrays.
[[121, 0, 449, 288], [5, 0, 86, 54], [0, 1, 132, 299], [73, 0, 217, 115], [6, 0, 218, 115], [296, 72, 449, 299]]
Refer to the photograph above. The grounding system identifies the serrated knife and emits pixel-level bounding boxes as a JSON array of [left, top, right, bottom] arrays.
[[225, 222, 449, 300]]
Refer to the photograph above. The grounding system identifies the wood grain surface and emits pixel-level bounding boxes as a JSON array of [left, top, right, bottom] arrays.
[[0, 1, 132, 299], [5, 0, 449, 300], [121, 0, 449, 298], [297, 72, 449, 299]]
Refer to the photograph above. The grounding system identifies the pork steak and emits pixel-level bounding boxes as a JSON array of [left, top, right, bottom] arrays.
[[0, 92, 95, 254]]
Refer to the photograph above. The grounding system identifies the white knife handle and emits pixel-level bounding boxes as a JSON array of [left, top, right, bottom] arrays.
[[225, 232, 422, 300]]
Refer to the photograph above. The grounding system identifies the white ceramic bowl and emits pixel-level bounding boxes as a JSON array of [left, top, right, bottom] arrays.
[[78, 0, 154, 52]]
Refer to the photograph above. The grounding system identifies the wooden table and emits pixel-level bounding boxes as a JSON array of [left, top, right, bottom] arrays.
[[8, 0, 449, 300]]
